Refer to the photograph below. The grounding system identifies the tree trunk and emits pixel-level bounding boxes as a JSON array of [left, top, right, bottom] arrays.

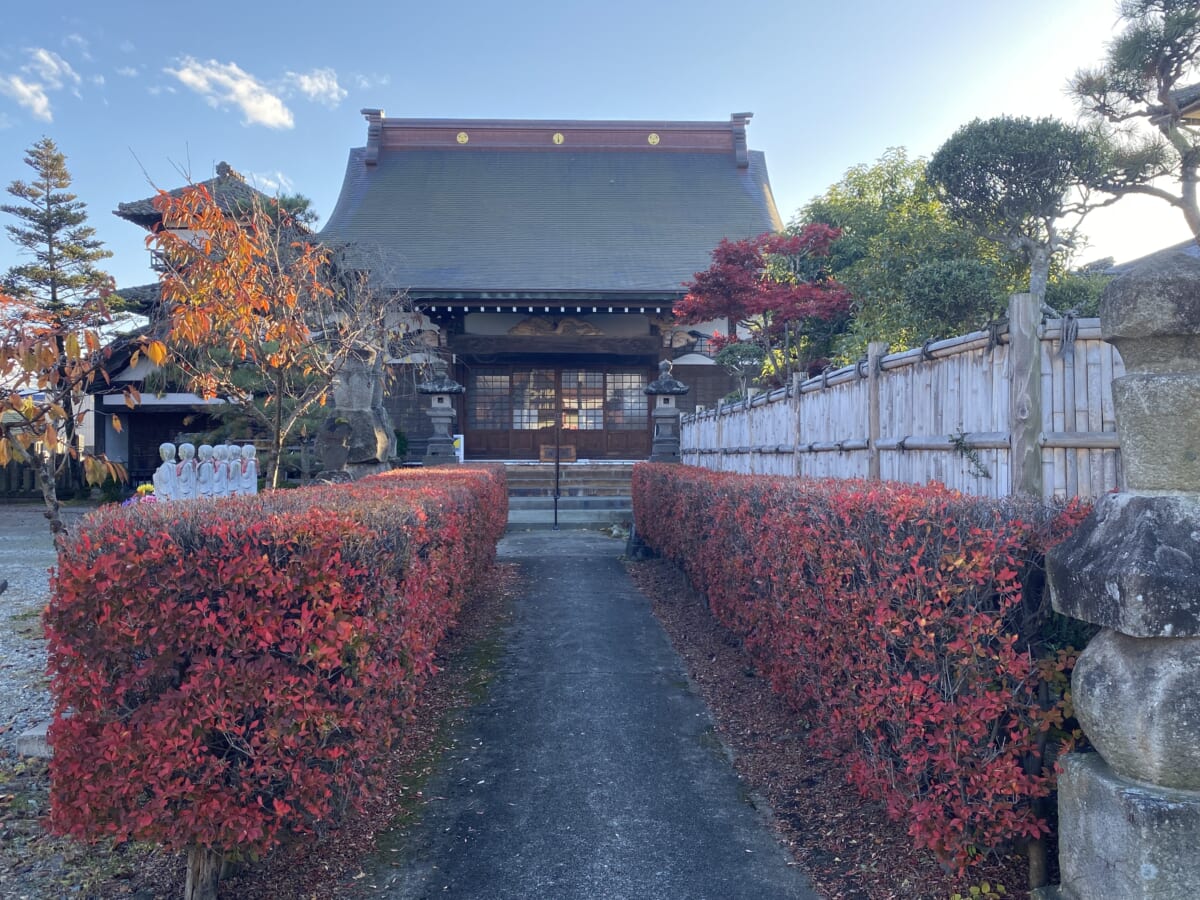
[[184, 845, 223, 900], [270, 368, 285, 489], [35, 452, 68, 553], [269, 434, 284, 490], [1027, 836, 1048, 890], [1022, 677, 1052, 889], [1179, 147, 1200, 243], [1028, 245, 1051, 306], [52, 327, 81, 497]]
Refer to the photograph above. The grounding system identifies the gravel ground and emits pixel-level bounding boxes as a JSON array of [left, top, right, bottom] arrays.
[[0, 502, 94, 756]]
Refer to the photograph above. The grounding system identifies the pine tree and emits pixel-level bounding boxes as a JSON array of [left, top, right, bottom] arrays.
[[3, 137, 113, 309], [2, 137, 115, 496]]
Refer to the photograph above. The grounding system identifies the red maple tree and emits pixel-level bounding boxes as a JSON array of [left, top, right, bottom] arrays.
[[674, 225, 851, 382]]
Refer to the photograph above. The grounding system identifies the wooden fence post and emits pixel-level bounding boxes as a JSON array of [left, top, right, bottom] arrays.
[[716, 403, 725, 471], [867, 342, 886, 480], [792, 372, 803, 477], [1008, 293, 1043, 497]]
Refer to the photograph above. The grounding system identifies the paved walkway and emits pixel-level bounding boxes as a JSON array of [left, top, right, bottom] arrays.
[[356, 529, 817, 900]]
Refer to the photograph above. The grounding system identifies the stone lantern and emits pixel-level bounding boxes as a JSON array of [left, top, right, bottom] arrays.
[[1048, 251, 1200, 899], [417, 361, 465, 467], [644, 360, 690, 463]]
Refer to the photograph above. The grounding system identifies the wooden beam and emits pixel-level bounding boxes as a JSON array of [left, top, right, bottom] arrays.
[[449, 335, 659, 358]]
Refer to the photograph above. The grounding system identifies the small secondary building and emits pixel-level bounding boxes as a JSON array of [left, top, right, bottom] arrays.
[[94, 165, 274, 482], [320, 110, 782, 460]]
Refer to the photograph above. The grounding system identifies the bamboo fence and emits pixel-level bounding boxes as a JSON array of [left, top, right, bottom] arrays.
[[681, 295, 1124, 501]]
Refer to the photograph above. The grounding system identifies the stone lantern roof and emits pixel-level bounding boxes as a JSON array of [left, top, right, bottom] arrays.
[[644, 360, 690, 395]]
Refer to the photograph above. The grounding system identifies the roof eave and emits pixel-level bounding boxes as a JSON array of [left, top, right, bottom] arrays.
[[405, 289, 686, 303]]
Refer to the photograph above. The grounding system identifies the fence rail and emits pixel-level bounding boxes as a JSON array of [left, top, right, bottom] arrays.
[[680, 294, 1123, 501]]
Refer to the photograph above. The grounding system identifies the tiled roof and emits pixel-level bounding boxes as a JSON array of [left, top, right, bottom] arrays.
[[114, 162, 270, 226], [113, 282, 161, 314], [1175, 82, 1200, 115], [1105, 238, 1200, 276], [319, 116, 782, 298]]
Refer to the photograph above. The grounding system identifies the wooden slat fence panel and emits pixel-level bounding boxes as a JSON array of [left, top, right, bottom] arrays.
[[681, 295, 1124, 501], [0, 460, 41, 499]]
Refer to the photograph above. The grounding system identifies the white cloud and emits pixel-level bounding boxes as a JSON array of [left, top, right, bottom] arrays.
[[354, 73, 390, 90], [63, 34, 92, 62], [166, 57, 293, 129], [0, 75, 51, 121], [0, 47, 88, 121], [248, 170, 295, 194], [116, 65, 139, 78], [91, 74, 105, 86], [285, 67, 346, 108], [119, 40, 135, 54], [23, 48, 81, 90]]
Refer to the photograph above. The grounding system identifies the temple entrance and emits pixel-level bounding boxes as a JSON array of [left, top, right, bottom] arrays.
[[464, 366, 652, 459]]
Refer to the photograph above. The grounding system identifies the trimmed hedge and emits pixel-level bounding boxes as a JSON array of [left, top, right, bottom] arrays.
[[45, 465, 506, 856], [632, 464, 1088, 870]]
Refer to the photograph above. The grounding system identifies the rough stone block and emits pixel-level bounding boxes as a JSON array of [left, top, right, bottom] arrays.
[[1072, 629, 1200, 789], [1058, 753, 1200, 900], [1113, 374, 1200, 491], [332, 349, 383, 408], [16, 720, 52, 759], [340, 407, 395, 465], [1048, 492, 1200, 636], [1101, 250, 1200, 374]]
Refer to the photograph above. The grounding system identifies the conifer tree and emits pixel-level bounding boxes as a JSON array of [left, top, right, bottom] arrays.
[[2, 137, 119, 500], [3, 137, 113, 310]]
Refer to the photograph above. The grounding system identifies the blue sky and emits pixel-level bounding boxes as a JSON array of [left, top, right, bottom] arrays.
[[0, 0, 1186, 292]]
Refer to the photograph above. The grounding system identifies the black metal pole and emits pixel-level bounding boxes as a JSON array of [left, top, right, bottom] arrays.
[[553, 399, 561, 530]]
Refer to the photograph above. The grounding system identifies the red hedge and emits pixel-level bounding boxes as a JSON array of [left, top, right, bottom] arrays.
[[44, 465, 506, 855], [632, 464, 1087, 869]]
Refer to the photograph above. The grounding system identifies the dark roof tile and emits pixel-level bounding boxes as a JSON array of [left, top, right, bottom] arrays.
[[114, 162, 270, 226], [319, 135, 781, 297], [113, 281, 161, 314]]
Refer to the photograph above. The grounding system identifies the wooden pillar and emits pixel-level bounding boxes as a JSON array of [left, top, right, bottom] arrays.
[[867, 342, 886, 480], [1008, 293, 1043, 497]]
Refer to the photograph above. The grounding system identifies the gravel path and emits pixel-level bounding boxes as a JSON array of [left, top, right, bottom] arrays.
[[0, 502, 94, 756]]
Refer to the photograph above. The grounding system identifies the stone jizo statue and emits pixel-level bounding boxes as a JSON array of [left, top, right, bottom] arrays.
[[239, 444, 258, 496], [212, 444, 230, 496], [196, 444, 215, 498], [152, 442, 178, 501], [176, 443, 197, 500]]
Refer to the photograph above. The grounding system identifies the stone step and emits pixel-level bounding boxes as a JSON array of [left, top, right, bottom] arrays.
[[498, 463, 635, 526], [506, 468, 633, 476], [507, 506, 632, 527], [509, 487, 632, 497], [503, 463, 634, 501], [505, 472, 635, 484], [508, 496, 632, 511]]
